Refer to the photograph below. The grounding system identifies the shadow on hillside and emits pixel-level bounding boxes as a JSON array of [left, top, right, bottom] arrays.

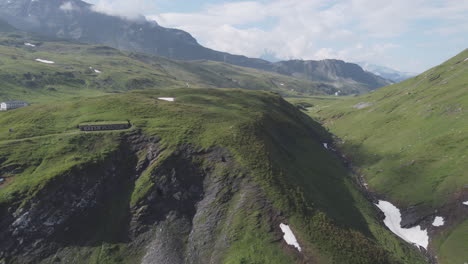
[[262, 112, 380, 238]]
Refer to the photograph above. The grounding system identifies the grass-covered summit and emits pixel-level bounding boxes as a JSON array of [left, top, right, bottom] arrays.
[[0, 89, 426, 264]]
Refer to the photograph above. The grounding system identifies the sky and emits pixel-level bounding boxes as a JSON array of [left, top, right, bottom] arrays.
[[84, 0, 468, 73]]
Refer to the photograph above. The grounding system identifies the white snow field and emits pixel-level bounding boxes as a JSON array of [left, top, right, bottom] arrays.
[[279, 223, 302, 252], [158, 97, 175, 102], [35, 59, 55, 64], [432, 216, 444, 227], [375, 200, 429, 249]]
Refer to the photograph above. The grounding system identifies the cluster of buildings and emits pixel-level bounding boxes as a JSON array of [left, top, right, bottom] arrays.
[[0, 101, 29, 111]]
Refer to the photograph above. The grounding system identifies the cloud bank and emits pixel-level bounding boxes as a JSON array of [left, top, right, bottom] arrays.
[[88, 0, 156, 20], [148, 0, 468, 72]]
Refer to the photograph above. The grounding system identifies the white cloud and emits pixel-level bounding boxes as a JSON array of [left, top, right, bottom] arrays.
[[59, 2, 75, 11], [149, 0, 468, 72], [90, 0, 156, 20]]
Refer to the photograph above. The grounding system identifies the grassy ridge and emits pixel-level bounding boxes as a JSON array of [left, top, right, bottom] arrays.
[[296, 49, 468, 263], [0, 89, 425, 263], [0, 31, 335, 104], [302, 50, 468, 207]]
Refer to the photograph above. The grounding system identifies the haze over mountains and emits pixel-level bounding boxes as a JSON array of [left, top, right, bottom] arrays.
[[0, 0, 391, 94], [356, 62, 416, 83]]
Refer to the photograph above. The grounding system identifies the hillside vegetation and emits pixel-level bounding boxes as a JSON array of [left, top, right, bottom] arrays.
[[0, 0, 389, 94], [299, 49, 468, 264], [0, 30, 338, 103], [0, 89, 427, 264]]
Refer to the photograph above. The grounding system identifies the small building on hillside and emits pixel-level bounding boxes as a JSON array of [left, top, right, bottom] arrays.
[[0, 101, 29, 111], [78, 121, 131, 131]]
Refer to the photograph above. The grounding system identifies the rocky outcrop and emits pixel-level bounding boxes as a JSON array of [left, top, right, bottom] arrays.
[[0, 133, 141, 263], [0, 131, 277, 264], [272, 59, 391, 93]]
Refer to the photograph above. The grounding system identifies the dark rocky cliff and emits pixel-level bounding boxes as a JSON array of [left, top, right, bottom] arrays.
[[0, 131, 283, 264]]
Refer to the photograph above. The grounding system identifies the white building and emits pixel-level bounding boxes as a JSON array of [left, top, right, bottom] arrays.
[[0, 101, 29, 111]]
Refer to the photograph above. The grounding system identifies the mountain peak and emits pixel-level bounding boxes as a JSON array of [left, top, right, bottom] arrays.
[[0, 1, 390, 94], [356, 62, 416, 82]]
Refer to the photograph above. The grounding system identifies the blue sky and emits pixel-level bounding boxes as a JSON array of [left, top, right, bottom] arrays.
[[86, 0, 468, 73]]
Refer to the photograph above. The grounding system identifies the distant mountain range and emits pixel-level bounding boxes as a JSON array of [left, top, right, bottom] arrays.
[[272, 60, 390, 94], [356, 62, 416, 83], [0, 0, 391, 94]]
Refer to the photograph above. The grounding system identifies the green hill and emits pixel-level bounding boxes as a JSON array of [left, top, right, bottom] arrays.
[[0, 29, 337, 104], [300, 49, 468, 264], [0, 89, 426, 263]]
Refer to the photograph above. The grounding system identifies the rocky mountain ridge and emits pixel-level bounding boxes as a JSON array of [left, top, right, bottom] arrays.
[[0, 0, 391, 93]]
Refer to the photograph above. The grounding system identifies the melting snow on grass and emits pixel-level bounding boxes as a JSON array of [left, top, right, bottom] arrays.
[[432, 216, 444, 227], [375, 200, 429, 249], [464, 58, 468, 62], [35, 59, 55, 64], [24, 42, 36, 47], [279, 223, 301, 252], [89, 67, 101, 73], [158, 97, 175, 102]]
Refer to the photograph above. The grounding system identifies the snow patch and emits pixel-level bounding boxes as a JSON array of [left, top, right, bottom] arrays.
[[463, 201, 468, 206], [89, 67, 101, 73], [375, 200, 428, 249], [323, 143, 329, 149], [158, 97, 175, 102], [334, 90, 341, 96], [279, 223, 301, 252], [24, 42, 36, 47], [464, 58, 468, 62], [432, 216, 444, 227], [35, 59, 55, 64]]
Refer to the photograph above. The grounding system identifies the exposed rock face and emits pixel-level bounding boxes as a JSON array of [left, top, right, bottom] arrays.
[[272, 59, 391, 93], [0, 131, 275, 264], [0, 0, 390, 93], [0, 133, 141, 263]]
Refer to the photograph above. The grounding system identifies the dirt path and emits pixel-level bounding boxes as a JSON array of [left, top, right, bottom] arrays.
[[0, 128, 134, 145]]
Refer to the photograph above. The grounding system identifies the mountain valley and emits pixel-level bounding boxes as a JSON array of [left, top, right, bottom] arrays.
[[0, 2, 466, 264]]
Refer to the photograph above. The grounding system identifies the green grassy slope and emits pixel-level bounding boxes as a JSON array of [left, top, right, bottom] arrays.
[[0, 30, 335, 104], [0, 89, 426, 263], [299, 49, 468, 263]]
